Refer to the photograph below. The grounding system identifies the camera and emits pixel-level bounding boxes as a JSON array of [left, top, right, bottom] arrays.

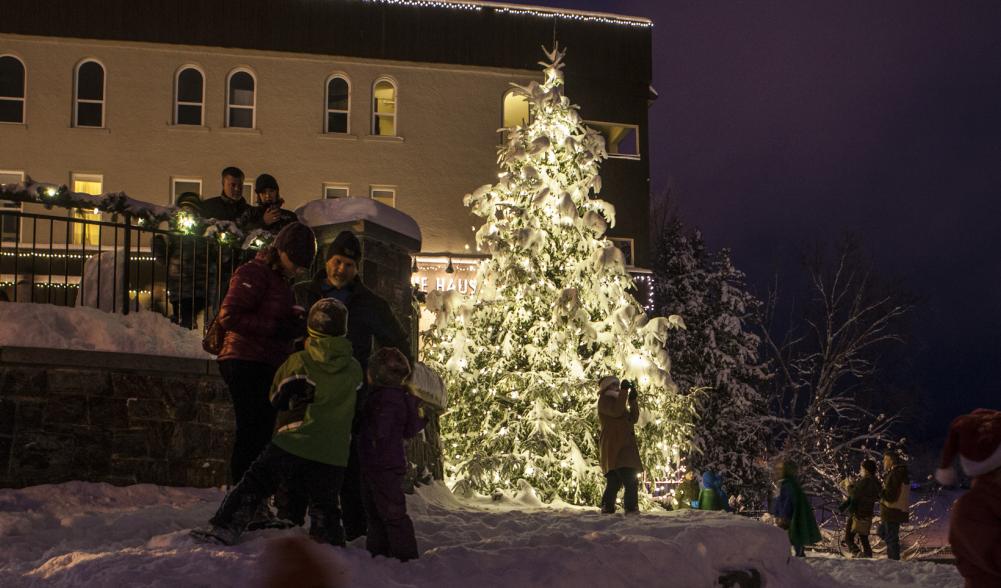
[[620, 379, 634, 392]]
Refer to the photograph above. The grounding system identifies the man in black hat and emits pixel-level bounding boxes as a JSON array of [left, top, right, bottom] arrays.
[[238, 173, 298, 233], [289, 230, 411, 540]]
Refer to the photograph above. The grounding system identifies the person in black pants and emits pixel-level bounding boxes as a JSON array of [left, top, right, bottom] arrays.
[[214, 223, 316, 491], [597, 376, 642, 514], [289, 230, 411, 540]]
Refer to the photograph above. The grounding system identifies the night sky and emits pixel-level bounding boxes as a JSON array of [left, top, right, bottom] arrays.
[[531, 0, 1001, 437]]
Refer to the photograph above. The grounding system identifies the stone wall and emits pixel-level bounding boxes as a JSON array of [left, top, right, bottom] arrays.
[[0, 347, 233, 489]]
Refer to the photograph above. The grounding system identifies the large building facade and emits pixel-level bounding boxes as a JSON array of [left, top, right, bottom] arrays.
[[1, 0, 655, 268]]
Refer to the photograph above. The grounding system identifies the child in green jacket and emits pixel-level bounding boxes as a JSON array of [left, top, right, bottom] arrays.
[[191, 298, 363, 546]]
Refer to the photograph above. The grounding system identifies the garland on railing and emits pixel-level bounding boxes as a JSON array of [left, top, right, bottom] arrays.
[[0, 177, 274, 250]]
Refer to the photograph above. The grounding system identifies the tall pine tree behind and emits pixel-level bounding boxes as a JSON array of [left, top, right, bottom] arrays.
[[653, 217, 772, 508], [422, 48, 694, 505]]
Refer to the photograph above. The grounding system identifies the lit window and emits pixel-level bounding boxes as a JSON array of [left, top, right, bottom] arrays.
[[71, 173, 103, 245], [587, 121, 640, 159], [174, 66, 204, 126], [502, 89, 529, 129], [227, 69, 255, 128], [0, 55, 26, 124], [371, 79, 396, 136], [243, 181, 254, 199], [370, 186, 396, 207], [0, 170, 24, 243], [74, 60, 105, 127], [326, 75, 350, 133], [324, 183, 350, 199], [171, 177, 202, 202], [609, 237, 635, 266]]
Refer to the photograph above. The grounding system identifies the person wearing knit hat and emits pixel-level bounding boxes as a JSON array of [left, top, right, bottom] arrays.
[[939, 409, 1001, 587], [175, 191, 202, 213], [325, 230, 362, 264], [213, 221, 317, 532], [357, 346, 425, 560], [272, 222, 317, 274], [307, 298, 348, 338], [238, 173, 298, 233], [290, 229, 410, 540], [156, 192, 210, 329], [193, 292, 363, 547]]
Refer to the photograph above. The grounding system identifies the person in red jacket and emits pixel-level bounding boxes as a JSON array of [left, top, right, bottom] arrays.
[[935, 409, 1001, 588], [216, 222, 316, 493]]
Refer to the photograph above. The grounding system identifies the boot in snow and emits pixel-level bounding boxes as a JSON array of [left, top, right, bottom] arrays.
[[247, 503, 296, 531], [190, 525, 241, 545]]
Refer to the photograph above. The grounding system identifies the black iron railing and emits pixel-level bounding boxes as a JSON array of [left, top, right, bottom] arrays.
[[0, 207, 244, 332]]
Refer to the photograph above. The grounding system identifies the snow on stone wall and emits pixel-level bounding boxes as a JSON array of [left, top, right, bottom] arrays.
[[0, 302, 209, 359]]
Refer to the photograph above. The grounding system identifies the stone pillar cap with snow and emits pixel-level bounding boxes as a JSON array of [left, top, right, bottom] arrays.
[[296, 197, 421, 253]]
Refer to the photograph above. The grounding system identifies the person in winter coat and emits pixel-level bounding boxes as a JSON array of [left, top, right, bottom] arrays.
[[237, 174, 298, 234], [674, 470, 700, 509], [216, 222, 316, 492], [598, 376, 642, 514], [770, 460, 822, 557], [935, 408, 1001, 588], [697, 471, 729, 511], [191, 297, 363, 546], [200, 166, 252, 287], [357, 347, 426, 561], [200, 166, 250, 223], [290, 230, 410, 540], [153, 192, 216, 329], [842, 459, 880, 558], [877, 449, 910, 560]]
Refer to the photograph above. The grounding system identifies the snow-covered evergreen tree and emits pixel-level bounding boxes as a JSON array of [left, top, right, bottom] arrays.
[[422, 48, 693, 505], [653, 217, 772, 508]]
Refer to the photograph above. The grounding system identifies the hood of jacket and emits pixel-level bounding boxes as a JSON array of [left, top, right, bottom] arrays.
[[303, 335, 354, 373]]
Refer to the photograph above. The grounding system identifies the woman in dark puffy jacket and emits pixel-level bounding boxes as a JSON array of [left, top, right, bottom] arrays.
[[216, 222, 316, 490]]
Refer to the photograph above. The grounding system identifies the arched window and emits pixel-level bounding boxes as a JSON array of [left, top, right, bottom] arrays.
[[174, 66, 204, 126], [74, 60, 105, 127], [502, 89, 529, 129], [325, 75, 350, 133], [371, 78, 396, 136], [226, 69, 255, 128], [0, 55, 26, 124]]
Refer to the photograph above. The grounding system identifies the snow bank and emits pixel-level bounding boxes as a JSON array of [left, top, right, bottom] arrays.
[[0, 303, 209, 359], [0, 480, 963, 588], [295, 197, 421, 245]]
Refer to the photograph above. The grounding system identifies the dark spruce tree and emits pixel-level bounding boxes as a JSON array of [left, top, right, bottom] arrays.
[[653, 216, 772, 509]]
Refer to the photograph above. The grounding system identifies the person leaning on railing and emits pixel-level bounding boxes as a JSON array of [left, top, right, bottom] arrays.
[[152, 192, 214, 329]]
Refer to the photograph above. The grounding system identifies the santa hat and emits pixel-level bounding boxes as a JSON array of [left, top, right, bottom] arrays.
[[935, 408, 1001, 486]]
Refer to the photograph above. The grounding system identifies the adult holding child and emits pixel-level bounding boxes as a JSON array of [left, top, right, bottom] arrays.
[[216, 222, 316, 497]]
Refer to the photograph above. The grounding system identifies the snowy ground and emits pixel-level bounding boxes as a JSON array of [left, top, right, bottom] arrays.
[[0, 482, 963, 588]]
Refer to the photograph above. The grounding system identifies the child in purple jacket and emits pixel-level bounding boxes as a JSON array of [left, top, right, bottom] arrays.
[[357, 347, 426, 561]]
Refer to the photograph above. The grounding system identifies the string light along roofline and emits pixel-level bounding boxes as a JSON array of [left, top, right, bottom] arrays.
[[361, 0, 653, 28]]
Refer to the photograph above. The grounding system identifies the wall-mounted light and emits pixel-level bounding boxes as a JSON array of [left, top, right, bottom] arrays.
[[411, 257, 418, 273], [446, 257, 454, 274]]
